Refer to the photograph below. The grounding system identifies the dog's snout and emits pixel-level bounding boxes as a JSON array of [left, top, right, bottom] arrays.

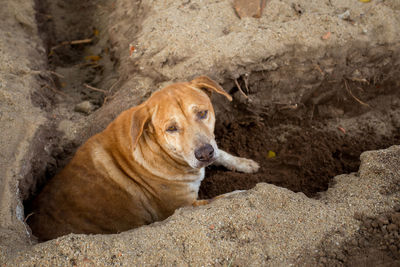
[[194, 144, 214, 162]]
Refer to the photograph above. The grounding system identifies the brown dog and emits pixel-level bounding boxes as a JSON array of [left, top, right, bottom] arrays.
[[29, 76, 259, 241]]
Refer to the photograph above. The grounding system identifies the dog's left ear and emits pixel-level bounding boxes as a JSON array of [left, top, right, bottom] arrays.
[[131, 104, 150, 151], [190, 76, 232, 101]]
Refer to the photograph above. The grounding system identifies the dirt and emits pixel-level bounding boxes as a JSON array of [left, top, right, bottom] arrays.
[[314, 208, 400, 266], [200, 77, 400, 199], [201, 110, 400, 199], [1, 0, 400, 265]]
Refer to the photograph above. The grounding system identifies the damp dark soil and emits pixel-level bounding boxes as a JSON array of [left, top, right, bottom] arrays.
[[200, 117, 399, 199], [199, 84, 400, 199]]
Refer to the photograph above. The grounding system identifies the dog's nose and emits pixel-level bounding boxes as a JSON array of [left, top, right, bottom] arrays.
[[195, 144, 214, 162]]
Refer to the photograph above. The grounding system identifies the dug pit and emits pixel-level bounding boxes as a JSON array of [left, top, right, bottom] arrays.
[[22, 0, 400, 242], [2, 0, 400, 265], [24, 75, 400, 240], [201, 79, 400, 199]]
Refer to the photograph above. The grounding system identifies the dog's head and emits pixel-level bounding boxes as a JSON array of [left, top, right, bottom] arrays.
[[130, 76, 232, 169]]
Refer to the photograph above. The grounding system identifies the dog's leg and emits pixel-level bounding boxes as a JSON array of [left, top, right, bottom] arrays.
[[214, 150, 259, 173], [192, 190, 246, 207], [192, 199, 210, 207]]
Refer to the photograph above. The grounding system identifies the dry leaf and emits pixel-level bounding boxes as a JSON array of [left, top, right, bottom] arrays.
[[234, 0, 266, 19], [84, 55, 101, 61], [337, 127, 346, 134]]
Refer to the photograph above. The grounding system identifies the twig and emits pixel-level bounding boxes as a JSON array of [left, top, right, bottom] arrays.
[[51, 38, 93, 51], [108, 78, 121, 94], [278, 104, 298, 111], [103, 95, 115, 105], [24, 212, 34, 223], [102, 78, 121, 105], [28, 70, 64, 78], [243, 77, 250, 94], [314, 64, 324, 75], [344, 79, 370, 107], [84, 83, 107, 93], [69, 39, 92, 45], [347, 77, 369, 84], [234, 79, 248, 99], [48, 70, 64, 78], [42, 84, 70, 98]]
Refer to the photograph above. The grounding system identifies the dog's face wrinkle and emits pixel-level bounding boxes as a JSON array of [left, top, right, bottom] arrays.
[[149, 88, 216, 169], [142, 128, 188, 169]]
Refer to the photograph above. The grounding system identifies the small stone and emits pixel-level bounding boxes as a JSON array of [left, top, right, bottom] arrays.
[[74, 101, 95, 114], [336, 252, 345, 261], [338, 10, 350, 20], [350, 239, 358, 246], [389, 245, 397, 253], [387, 223, 398, 232], [234, 0, 266, 18], [391, 213, 400, 224], [377, 216, 389, 227]]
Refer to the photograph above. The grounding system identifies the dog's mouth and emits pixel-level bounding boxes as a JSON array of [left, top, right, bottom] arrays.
[[195, 156, 216, 168]]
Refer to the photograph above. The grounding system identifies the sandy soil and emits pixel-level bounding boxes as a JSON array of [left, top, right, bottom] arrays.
[[1, 0, 400, 265]]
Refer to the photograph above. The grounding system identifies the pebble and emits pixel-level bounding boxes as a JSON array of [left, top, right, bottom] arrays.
[[74, 101, 95, 114], [338, 10, 350, 20], [390, 213, 400, 224], [387, 223, 398, 232], [389, 245, 398, 253], [377, 216, 389, 227]]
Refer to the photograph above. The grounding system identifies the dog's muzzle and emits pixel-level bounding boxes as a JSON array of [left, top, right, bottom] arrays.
[[194, 144, 214, 162]]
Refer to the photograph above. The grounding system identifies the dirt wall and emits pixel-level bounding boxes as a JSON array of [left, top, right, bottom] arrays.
[[0, 0, 49, 252]]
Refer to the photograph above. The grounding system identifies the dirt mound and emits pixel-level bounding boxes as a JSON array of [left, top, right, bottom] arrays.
[[313, 208, 400, 266], [4, 146, 400, 266]]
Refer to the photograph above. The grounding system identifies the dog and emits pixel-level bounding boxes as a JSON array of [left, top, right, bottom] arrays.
[[29, 76, 259, 241]]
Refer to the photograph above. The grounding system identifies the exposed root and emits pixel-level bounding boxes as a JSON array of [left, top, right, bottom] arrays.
[[50, 38, 93, 51], [84, 83, 107, 94], [234, 78, 248, 99], [343, 79, 370, 107]]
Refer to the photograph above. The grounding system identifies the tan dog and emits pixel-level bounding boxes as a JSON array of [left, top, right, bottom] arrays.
[[29, 76, 259, 241]]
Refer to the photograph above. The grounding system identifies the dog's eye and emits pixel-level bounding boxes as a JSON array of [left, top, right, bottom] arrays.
[[197, 110, 208, 119], [166, 125, 178, 132]]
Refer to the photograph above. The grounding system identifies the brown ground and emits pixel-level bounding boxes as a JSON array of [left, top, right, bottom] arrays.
[[313, 207, 400, 266], [1, 0, 400, 265], [200, 81, 400, 199]]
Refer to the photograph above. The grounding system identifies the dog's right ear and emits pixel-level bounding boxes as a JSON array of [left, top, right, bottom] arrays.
[[190, 76, 232, 101], [131, 105, 150, 151]]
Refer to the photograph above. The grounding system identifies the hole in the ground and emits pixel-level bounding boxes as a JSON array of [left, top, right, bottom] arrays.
[[23, 73, 400, 242], [199, 79, 400, 199], [23, 0, 120, 241], [22, 0, 400, 243]]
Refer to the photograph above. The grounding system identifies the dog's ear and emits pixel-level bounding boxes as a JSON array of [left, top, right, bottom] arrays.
[[131, 105, 150, 151], [190, 76, 232, 101]]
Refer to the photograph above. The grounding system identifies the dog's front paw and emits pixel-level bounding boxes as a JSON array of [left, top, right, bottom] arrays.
[[235, 158, 260, 173]]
